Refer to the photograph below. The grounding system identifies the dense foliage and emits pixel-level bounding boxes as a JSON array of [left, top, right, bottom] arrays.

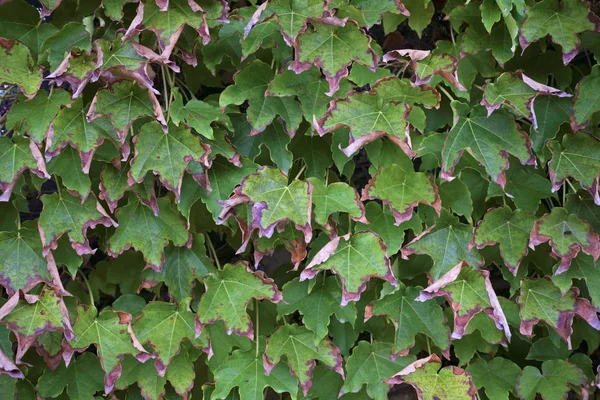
[[0, 0, 600, 398]]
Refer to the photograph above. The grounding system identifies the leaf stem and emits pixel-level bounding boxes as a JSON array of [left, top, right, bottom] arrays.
[[437, 85, 455, 103], [206, 234, 221, 269], [53, 174, 62, 199], [78, 270, 94, 306], [565, 178, 578, 193], [255, 298, 260, 357], [293, 162, 306, 181]]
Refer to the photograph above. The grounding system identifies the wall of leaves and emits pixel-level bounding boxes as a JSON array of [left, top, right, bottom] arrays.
[[1, 0, 600, 398]]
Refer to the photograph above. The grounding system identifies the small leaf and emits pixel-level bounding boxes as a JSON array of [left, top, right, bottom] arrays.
[[197, 262, 282, 339], [37, 352, 104, 400], [114, 356, 166, 400], [466, 358, 520, 400], [386, 354, 477, 400], [403, 210, 485, 281], [170, 90, 230, 140], [300, 231, 397, 305], [263, 323, 343, 396], [0, 135, 49, 202], [572, 64, 600, 131], [278, 277, 357, 343], [0, 39, 42, 99], [291, 19, 378, 95], [351, 0, 408, 26], [517, 360, 586, 400], [39, 192, 115, 256], [519, 0, 595, 64], [307, 177, 365, 226], [366, 284, 450, 356], [472, 207, 536, 273], [552, 255, 600, 309], [108, 196, 190, 270], [362, 164, 440, 225], [46, 146, 91, 199], [340, 341, 415, 400], [251, 0, 325, 44], [41, 22, 91, 70], [529, 207, 599, 273]]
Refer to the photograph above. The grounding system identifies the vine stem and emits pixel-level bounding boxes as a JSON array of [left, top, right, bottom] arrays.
[[79, 270, 94, 306], [206, 235, 221, 269], [566, 178, 578, 193], [53, 174, 62, 200], [293, 163, 306, 180], [255, 299, 260, 357], [437, 85, 455, 103]]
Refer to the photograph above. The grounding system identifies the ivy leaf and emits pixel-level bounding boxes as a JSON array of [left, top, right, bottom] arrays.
[[211, 347, 299, 400], [548, 132, 600, 205], [307, 177, 365, 226], [0, 39, 42, 99], [552, 255, 600, 308], [39, 192, 115, 256], [417, 263, 511, 341], [129, 121, 209, 200], [351, 0, 408, 26], [46, 98, 119, 173], [0, 135, 49, 202], [291, 19, 378, 95], [37, 352, 104, 400], [220, 166, 312, 242], [481, 71, 570, 129], [340, 341, 415, 400], [300, 231, 397, 305], [99, 164, 157, 214], [530, 207, 600, 273], [142, 234, 216, 303], [472, 207, 536, 274], [317, 89, 412, 157], [530, 96, 572, 159], [267, 67, 352, 121], [466, 358, 520, 400], [571, 65, 600, 131], [373, 77, 440, 108], [278, 277, 357, 343], [133, 299, 207, 376], [366, 284, 451, 357], [5, 89, 71, 144], [442, 101, 535, 187], [40, 22, 91, 71], [46, 146, 92, 199], [362, 164, 440, 225], [66, 305, 149, 392], [219, 61, 302, 136], [114, 356, 167, 400], [88, 80, 166, 140], [517, 278, 600, 347], [170, 89, 230, 140], [289, 133, 333, 179], [403, 210, 485, 281], [356, 202, 421, 256], [197, 262, 282, 339], [108, 196, 190, 270], [0, 222, 52, 294], [519, 0, 595, 64], [517, 360, 586, 400], [263, 323, 344, 396], [385, 354, 477, 400]]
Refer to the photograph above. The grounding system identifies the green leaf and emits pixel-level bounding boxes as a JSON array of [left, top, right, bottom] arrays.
[[142, 234, 216, 303], [41, 22, 91, 71], [553, 255, 600, 308], [438, 179, 472, 219], [0, 135, 49, 202], [39, 192, 115, 256], [291, 19, 377, 94], [278, 277, 356, 343], [114, 356, 166, 400], [403, 0, 435, 35], [6, 90, 71, 144], [530, 207, 599, 273], [289, 133, 333, 179], [350, 0, 408, 26], [211, 347, 298, 400], [263, 323, 343, 396], [37, 352, 104, 400], [108, 196, 190, 270], [404, 210, 484, 281], [466, 358, 520, 400], [442, 102, 534, 186], [0, 39, 43, 98], [548, 132, 600, 205], [363, 164, 440, 224], [197, 262, 282, 338], [0, 222, 51, 294], [129, 121, 209, 200], [386, 354, 477, 400], [566, 191, 600, 233], [301, 231, 396, 305], [340, 341, 415, 400], [46, 146, 91, 198], [472, 207, 536, 273], [572, 64, 600, 130], [365, 285, 450, 356], [67, 305, 148, 390], [133, 300, 206, 375], [416, 264, 511, 341], [347, 64, 393, 86], [307, 177, 365, 226], [219, 61, 302, 136], [170, 89, 230, 140], [519, 0, 594, 64], [503, 165, 553, 211], [257, 0, 325, 43], [517, 360, 586, 400], [89, 80, 165, 139]]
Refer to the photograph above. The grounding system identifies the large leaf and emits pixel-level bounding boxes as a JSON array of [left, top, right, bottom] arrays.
[[442, 102, 534, 187], [37, 352, 104, 400], [307, 177, 365, 226], [517, 360, 586, 400], [108, 196, 190, 270], [552, 255, 600, 309], [366, 284, 451, 356], [466, 358, 520, 400], [0, 136, 49, 202], [196, 262, 282, 338], [300, 231, 397, 305], [0, 39, 42, 99], [263, 324, 344, 395]]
